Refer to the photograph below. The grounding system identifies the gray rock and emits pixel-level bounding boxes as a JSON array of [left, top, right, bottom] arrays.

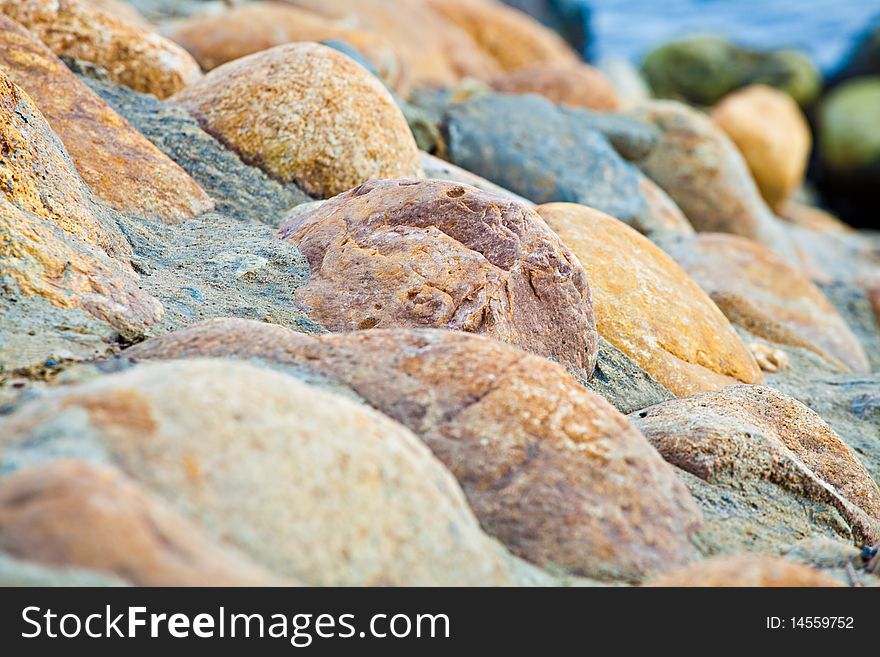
[[0, 552, 127, 587], [817, 280, 880, 371], [74, 65, 313, 225], [584, 337, 673, 414], [441, 93, 652, 228]]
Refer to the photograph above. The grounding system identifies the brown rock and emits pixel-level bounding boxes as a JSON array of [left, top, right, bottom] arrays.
[[663, 233, 870, 373], [781, 200, 854, 234], [0, 0, 202, 99], [0, 359, 543, 585], [628, 100, 796, 262], [0, 460, 278, 586], [84, 0, 149, 28], [278, 179, 598, 381], [647, 555, 843, 587], [0, 16, 213, 223], [283, 0, 501, 88], [489, 62, 620, 111], [536, 203, 762, 396], [637, 173, 695, 235], [712, 85, 811, 212], [164, 2, 404, 91], [170, 43, 423, 198], [427, 0, 579, 72], [125, 320, 705, 582], [633, 385, 880, 553], [2, 200, 162, 336]]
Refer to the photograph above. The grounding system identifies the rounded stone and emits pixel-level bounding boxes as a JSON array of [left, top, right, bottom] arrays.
[[0, 0, 202, 99], [170, 42, 423, 198], [489, 62, 620, 110], [278, 178, 599, 381], [536, 202, 762, 396], [712, 85, 811, 212], [647, 555, 843, 587]]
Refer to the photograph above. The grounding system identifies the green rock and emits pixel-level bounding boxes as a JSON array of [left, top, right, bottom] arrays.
[[819, 77, 880, 172], [641, 35, 820, 106]]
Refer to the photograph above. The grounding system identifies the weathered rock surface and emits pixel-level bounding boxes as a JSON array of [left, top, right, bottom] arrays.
[[278, 179, 598, 381], [632, 385, 880, 556], [170, 43, 423, 199], [124, 321, 705, 582], [641, 35, 821, 107], [816, 280, 880, 372], [585, 336, 674, 414], [637, 173, 695, 236], [427, 0, 579, 72], [0, 359, 547, 586], [661, 233, 870, 373], [536, 203, 762, 396], [781, 201, 854, 234], [628, 100, 796, 262], [0, 17, 213, 223], [647, 555, 842, 587], [442, 93, 656, 230], [164, 2, 403, 90], [0, 551, 126, 586], [0, 0, 202, 99], [282, 0, 502, 88], [489, 62, 620, 111], [419, 152, 535, 206], [712, 85, 811, 212], [76, 67, 312, 223], [0, 460, 279, 585]]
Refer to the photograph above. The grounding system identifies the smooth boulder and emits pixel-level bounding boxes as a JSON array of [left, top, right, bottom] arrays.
[[279, 179, 598, 381], [536, 203, 762, 396], [170, 43, 423, 198]]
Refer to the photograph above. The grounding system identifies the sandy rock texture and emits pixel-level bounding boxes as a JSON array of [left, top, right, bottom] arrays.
[[0, 359, 547, 586], [0, 16, 213, 223], [536, 203, 762, 396], [170, 43, 423, 199], [278, 179, 598, 381], [0, 0, 202, 98], [647, 555, 842, 587], [124, 320, 705, 582], [633, 385, 880, 555]]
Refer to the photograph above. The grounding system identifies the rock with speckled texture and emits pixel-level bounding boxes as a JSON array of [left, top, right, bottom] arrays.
[[632, 385, 880, 555], [0, 460, 280, 586], [278, 178, 598, 382], [0, 16, 213, 224], [0, 359, 550, 586], [124, 320, 705, 582], [661, 233, 870, 373], [170, 43, 423, 199], [0, 0, 202, 99], [536, 203, 762, 396]]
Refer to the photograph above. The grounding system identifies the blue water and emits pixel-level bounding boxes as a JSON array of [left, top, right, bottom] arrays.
[[585, 0, 880, 73]]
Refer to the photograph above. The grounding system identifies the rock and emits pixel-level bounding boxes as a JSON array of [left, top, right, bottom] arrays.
[[661, 233, 869, 373], [711, 85, 811, 212], [646, 555, 843, 587], [628, 100, 797, 262], [489, 62, 619, 111], [641, 35, 821, 107], [170, 43, 423, 199], [442, 93, 655, 230], [418, 152, 535, 206], [427, 0, 579, 72], [0, 17, 214, 224], [536, 203, 762, 396], [85, 0, 149, 28], [0, 71, 128, 256], [278, 178, 598, 381], [0, 359, 547, 586], [0, 0, 202, 99], [124, 321, 705, 582], [816, 280, 880, 372], [499, 0, 590, 54], [283, 0, 501, 88], [163, 2, 404, 91], [783, 537, 880, 587], [0, 460, 279, 585], [748, 342, 790, 373], [632, 385, 880, 556], [816, 77, 880, 228], [636, 174, 695, 236], [0, 551, 127, 586], [1, 201, 163, 370], [585, 336, 674, 414], [76, 69, 312, 224], [598, 57, 651, 109], [780, 201, 854, 234]]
